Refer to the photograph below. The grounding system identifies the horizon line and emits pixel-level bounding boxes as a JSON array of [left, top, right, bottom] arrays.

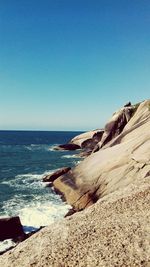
[[0, 129, 86, 132]]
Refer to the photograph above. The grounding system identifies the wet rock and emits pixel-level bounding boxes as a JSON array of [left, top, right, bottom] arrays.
[[0, 216, 25, 242], [54, 143, 80, 151]]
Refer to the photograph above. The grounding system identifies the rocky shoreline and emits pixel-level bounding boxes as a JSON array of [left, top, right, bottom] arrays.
[[0, 100, 150, 266]]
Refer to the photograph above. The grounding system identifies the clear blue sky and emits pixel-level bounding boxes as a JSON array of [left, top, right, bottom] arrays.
[[0, 0, 150, 131]]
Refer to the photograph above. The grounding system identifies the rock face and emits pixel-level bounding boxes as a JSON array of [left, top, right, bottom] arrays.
[[96, 104, 135, 150], [80, 130, 104, 153], [42, 167, 71, 183], [70, 129, 104, 147], [0, 216, 25, 241], [54, 129, 104, 153], [53, 100, 150, 211], [70, 129, 104, 155], [54, 104, 136, 155]]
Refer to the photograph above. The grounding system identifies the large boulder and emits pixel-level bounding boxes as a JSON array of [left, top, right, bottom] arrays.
[[70, 129, 104, 147], [0, 216, 25, 241], [43, 167, 71, 183], [57, 130, 104, 155], [53, 100, 150, 211], [54, 130, 104, 152]]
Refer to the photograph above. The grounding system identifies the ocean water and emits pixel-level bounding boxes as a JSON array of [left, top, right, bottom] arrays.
[[0, 130, 83, 252]]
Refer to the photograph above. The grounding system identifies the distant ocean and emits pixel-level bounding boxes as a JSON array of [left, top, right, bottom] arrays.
[[0, 130, 83, 252]]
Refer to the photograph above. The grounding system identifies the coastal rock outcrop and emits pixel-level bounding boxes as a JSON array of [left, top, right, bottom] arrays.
[[70, 129, 104, 147], [54, 129, 104, 153], [54, 103, 137, 155], [53, 100, 150, 211]]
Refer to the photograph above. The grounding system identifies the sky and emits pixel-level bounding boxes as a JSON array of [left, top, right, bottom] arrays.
[[0, 0, 150, 131]]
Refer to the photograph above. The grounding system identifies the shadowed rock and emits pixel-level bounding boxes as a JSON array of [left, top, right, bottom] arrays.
[[95, 104, 135, 150], [70, 130, 103, 146], [69, 129, 104, 156], [43, 167, 71, 183], [124, 101, 131, 107], [0, 217, 25, 242], [54, 130, 104, 155], [54, 143, 80, 151], [81, 130, 104, 152]]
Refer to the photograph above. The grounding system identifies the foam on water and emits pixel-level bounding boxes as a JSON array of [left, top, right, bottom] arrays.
[[1, 195, 70, 230], [61, 154, 81, 159], [1, 170, 56, 190], [20, 201, 70, 230], [1, 170, 70, 225], [48, 144, 59, 151], [75, 160, 81, 165], [0, 189, 70, 253], [0, 239, 16, 254], [24, 144, 54, 152]]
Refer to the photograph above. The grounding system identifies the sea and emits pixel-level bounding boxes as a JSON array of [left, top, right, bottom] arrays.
[[0, 130, 83, 253]]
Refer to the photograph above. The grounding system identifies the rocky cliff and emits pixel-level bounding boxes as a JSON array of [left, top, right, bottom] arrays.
[[0, 100, 149, 267], [53, 100, 150, 210]]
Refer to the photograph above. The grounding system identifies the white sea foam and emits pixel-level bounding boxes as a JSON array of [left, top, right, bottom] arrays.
[[48, 144, 65, 152], [19, 201, 70, 229], [48, 145, 58, 151], [0, 199, 70, 253], [1, 170, 56, 190], [62, 154, 76, 159], [74, 160, 81, 165], [1, 179, 70, 229], [25, 144, 51, 152], [0, 168, 71, 252], [1, 194, 70, 241], [0, 239, 16, 253]]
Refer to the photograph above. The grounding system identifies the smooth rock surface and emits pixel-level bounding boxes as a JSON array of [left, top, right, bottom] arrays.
[[53, 100, 150, 210]]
